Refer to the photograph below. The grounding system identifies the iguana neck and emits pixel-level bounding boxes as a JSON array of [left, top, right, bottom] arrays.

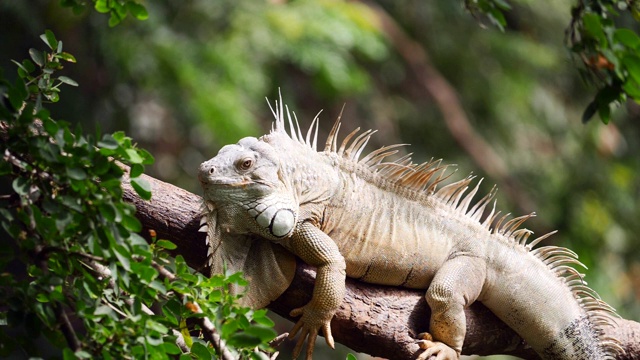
[[264, 133, 341, 206]]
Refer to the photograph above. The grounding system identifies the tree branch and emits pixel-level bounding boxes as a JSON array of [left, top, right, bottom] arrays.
[[121, 171, 640, 359]]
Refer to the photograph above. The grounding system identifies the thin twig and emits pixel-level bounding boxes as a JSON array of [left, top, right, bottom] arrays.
[[55, 304, 81, 351], [82, 259, 190, 352]]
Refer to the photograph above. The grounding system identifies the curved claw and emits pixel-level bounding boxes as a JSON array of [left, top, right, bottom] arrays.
[[417, 339, 459, 360], [322, 322, 334, 349], [288, 305, 335, 359]]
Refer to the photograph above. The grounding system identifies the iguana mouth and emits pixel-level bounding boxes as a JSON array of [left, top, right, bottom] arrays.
[[205, 179, 251, 187]]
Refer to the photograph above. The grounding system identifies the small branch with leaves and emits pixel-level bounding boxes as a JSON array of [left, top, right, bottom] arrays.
[[0, 30, 279, 359]]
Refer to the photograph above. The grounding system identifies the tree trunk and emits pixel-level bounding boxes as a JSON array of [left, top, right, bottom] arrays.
[[121, 171, 640, 359]]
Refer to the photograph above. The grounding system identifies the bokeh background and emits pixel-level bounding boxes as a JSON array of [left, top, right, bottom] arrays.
[[2, 1, 639, 358]]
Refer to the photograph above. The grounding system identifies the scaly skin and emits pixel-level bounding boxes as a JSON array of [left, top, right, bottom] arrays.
[[198, 98, 622, 359]]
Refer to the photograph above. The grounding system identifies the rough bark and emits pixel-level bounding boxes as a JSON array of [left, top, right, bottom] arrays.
[[121, 171, 640, 359]]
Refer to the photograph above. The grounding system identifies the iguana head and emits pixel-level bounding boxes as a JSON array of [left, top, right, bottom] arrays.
[[199, 137, 280, 198], [198, 136, 298, 239]]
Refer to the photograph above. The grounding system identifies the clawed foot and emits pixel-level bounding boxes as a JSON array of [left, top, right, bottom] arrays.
[[416, 332, 460, 360], [288, 305, 335, 360]]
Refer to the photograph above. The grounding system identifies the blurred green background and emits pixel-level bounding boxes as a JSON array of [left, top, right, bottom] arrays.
[[2, 0, 638, 358]]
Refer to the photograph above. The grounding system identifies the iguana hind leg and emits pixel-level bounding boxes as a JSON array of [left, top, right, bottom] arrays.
[[421, 255, 486, 360]]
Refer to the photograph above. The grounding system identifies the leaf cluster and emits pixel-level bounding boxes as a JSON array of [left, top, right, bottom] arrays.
[[59, 0, 149, 27], [465, 0, 512, 31], [568, 0, 640, 123], [466, 0, 640, 124], [0, 31, 276, 359], [6, 30, 77, 111], [99, 0, 387, 145]]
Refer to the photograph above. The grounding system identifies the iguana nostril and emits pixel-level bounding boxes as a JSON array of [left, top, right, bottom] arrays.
[[209, 167, 215, 175]]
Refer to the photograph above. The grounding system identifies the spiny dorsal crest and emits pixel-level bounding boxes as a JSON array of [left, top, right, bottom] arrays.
[[269, 93, 517, 231], [266, 94, 623, 357]]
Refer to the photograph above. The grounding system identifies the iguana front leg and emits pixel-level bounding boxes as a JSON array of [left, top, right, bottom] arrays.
[[287, 221, 346, 360]]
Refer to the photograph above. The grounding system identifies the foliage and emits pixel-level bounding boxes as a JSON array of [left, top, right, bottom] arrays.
[[9, 29, 78, 108], [0, 31, 276, 359], [59, 0, 149, 27], [101, 0, 387, 145], [567, 0, 640, 123], [468, 0, 640, 124], [465, 0, 512, 31]]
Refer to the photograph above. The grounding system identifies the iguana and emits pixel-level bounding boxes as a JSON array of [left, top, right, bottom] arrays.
[[197, 95, 623, 360]]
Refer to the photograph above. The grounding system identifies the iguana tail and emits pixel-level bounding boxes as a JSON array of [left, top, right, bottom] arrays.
[[478, 218, 624, 359]]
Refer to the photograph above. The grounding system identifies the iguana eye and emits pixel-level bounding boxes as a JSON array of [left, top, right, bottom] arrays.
[[237, 157, 254, 171]]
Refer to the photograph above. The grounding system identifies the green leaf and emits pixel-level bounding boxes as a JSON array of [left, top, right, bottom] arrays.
[[55, 211, 73, 232], [148, 279, 167, 294], [583, 13, 606, 45], [11, 60, 30, 78], [623, 55, 640, 84], [109, 11, 124, 27], [614, 28, 640, 49], [623, 78, 640, 100], [75, 350, 92, 359], [244, 325, 276, 342], [161, 342, 182, 355], [12, 178, 30, 196], [113, 245, 132, 271], [58, 76, 79, 87], [137, 148, 155, 165], [492, 0, 511, 10], [252, 351, 271, 360], [60, 195, 83, 212], [62, 348, 75, 360], [252, 313, 275, 327], [125, 148, 144, 164], [8, 79, 27, 110], [226, 272, 248, 286], [94, 305, 113, 316], [227, 333, 262, 348], [98, 203, 117, 222], [156, 240, 177, 250], [98, 134, 120, 150], [129, 233, 148, 247], [486, 7, 507, 32], [131, 177, 152, 200], [122, 214, 142, 232], [130, 164, 144, 178], [145, 319, 169, 334], [44, 29, 58, 50], [58, 52, 77, 63], [44, 30, 58, 50], [66, 167, 87, 180], [39, 108, 55, 124], [47, 91, 60, 103], [95, 0, 110, 13], [128, 2, 149, 20], [112, 131, 127, 143], [22, 59, 36, 73], [598, 103, 611, 124], [190, 342, 211, 359]]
